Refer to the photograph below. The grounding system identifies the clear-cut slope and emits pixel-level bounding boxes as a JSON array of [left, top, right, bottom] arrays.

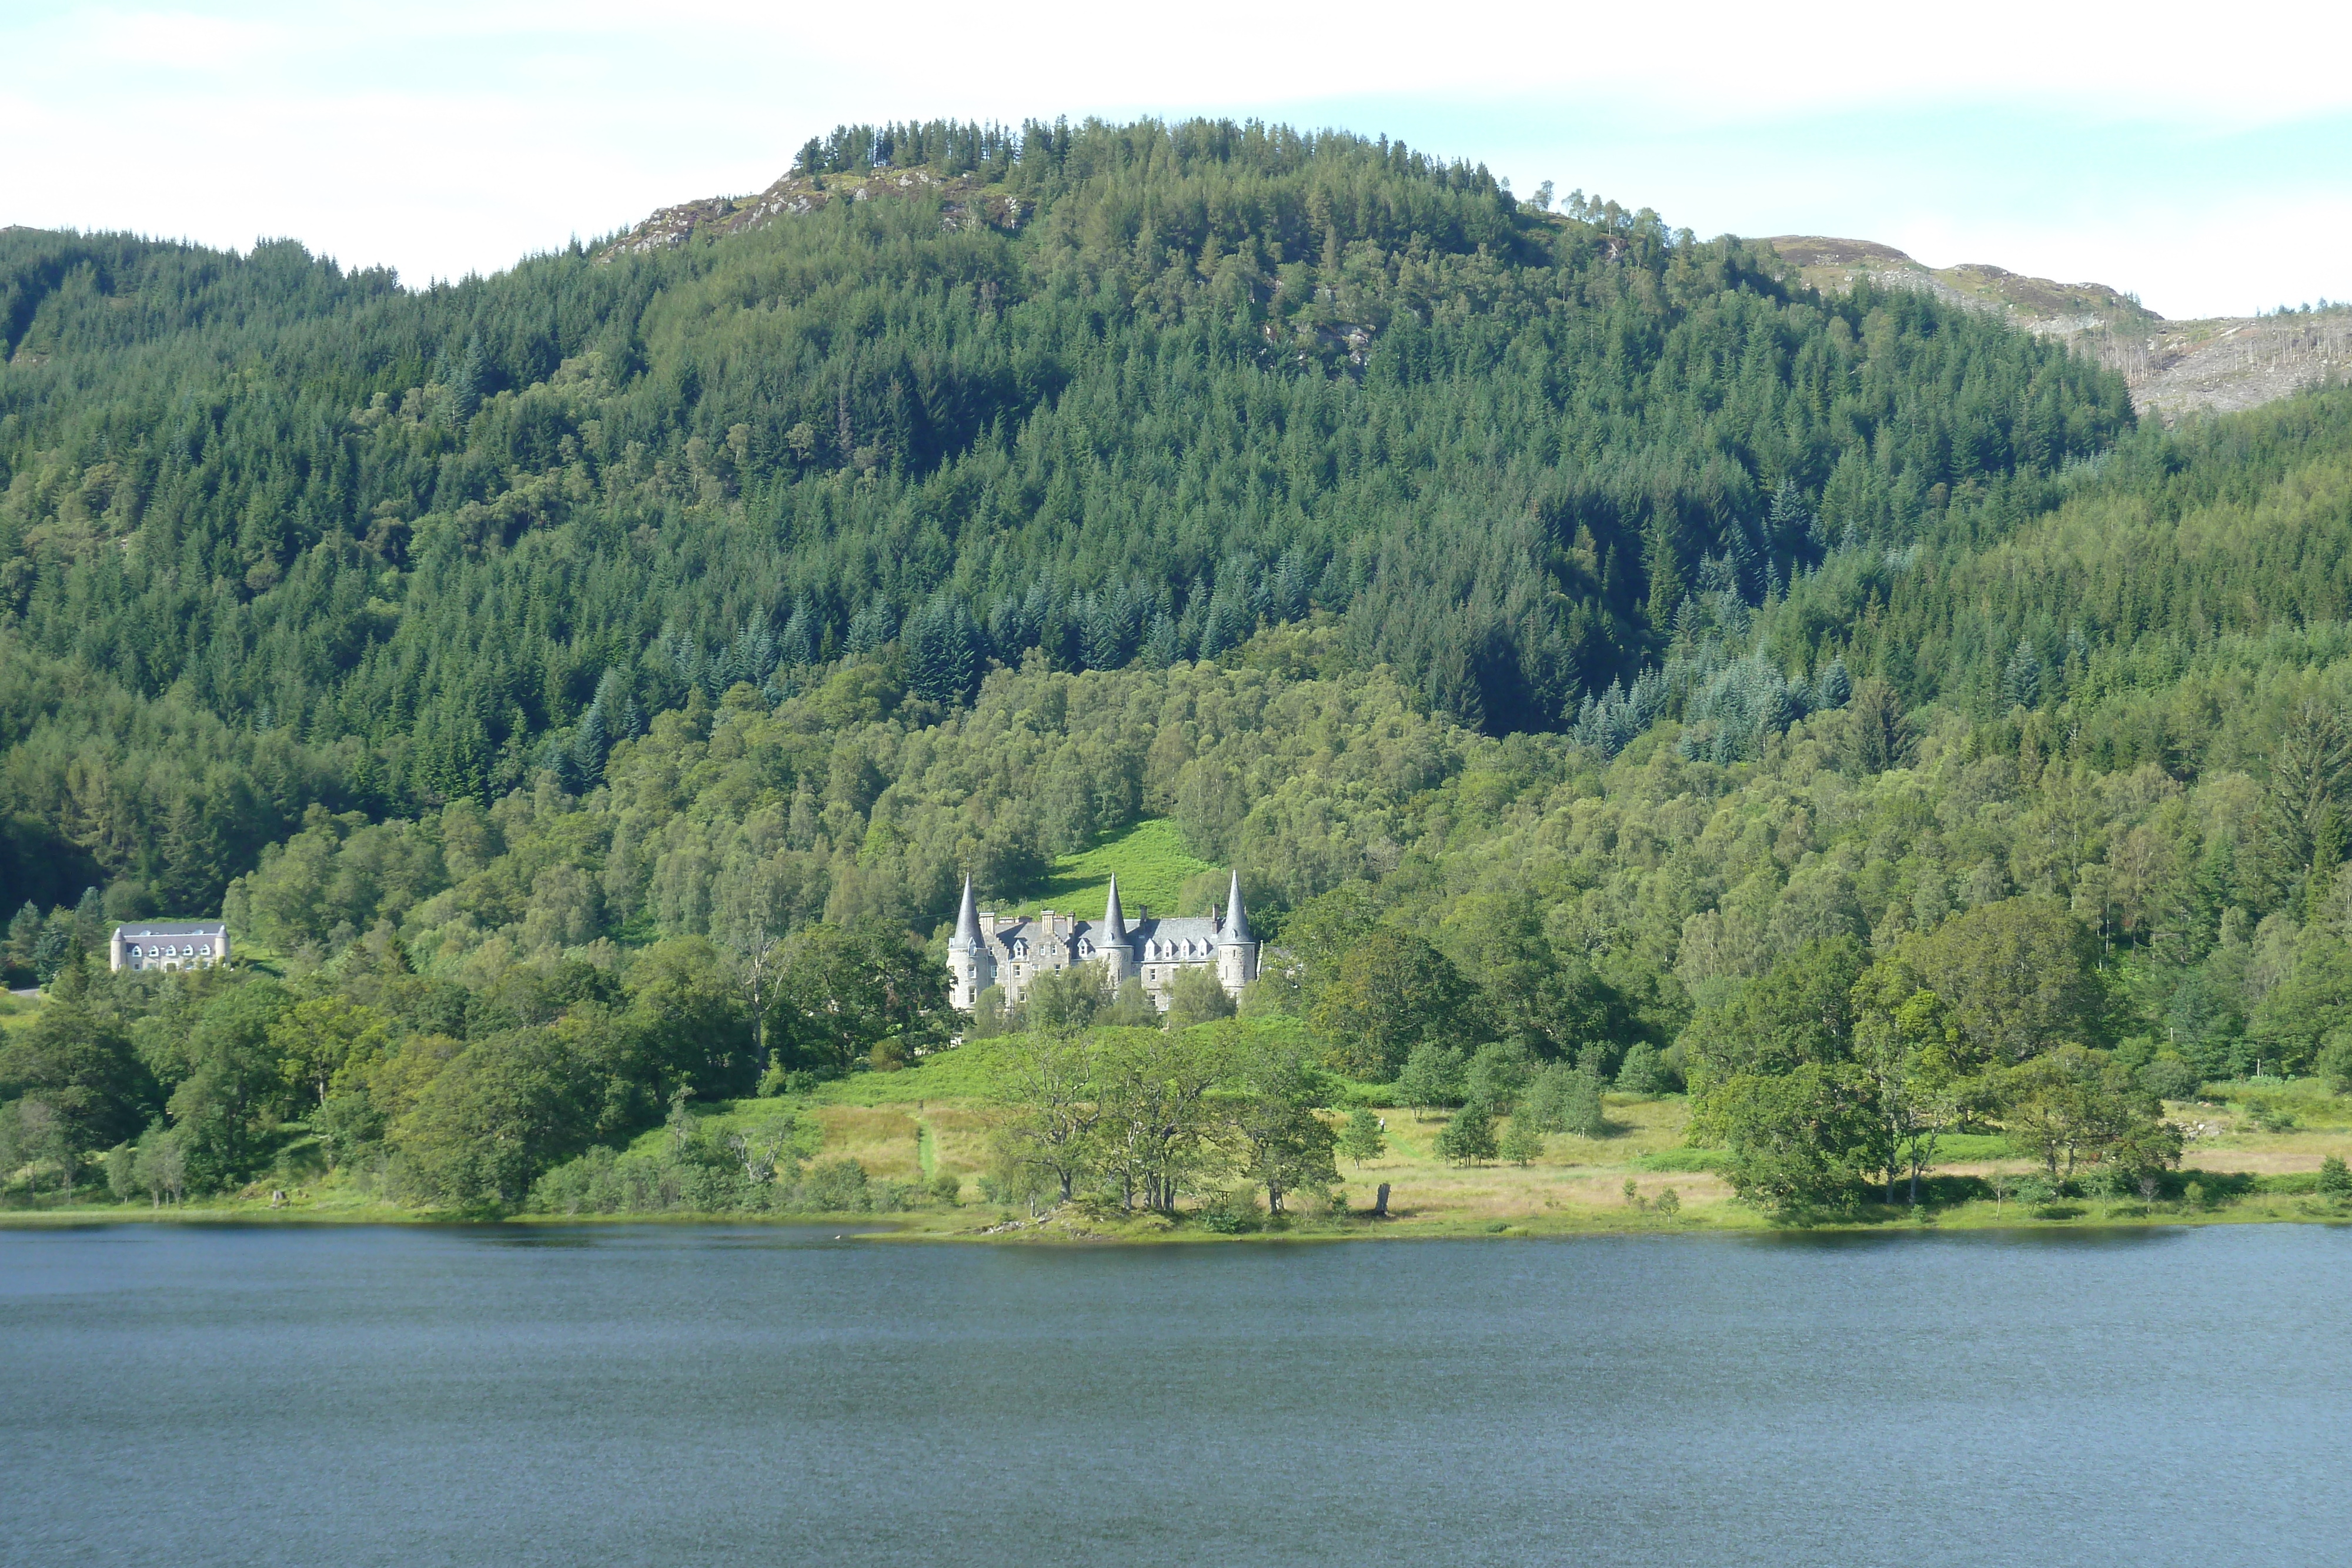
[[1765, 236, 2352, 420]]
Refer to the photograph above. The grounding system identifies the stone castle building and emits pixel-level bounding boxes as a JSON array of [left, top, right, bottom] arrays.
[[947, 870, 1258, 1012], [111, 921, 230, 973]]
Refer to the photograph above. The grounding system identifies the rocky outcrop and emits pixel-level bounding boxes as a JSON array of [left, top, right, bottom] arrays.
[[602, 168, 1025, 258]]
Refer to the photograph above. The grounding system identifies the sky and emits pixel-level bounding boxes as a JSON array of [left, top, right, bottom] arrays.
[[4, 0, 2348, 321]]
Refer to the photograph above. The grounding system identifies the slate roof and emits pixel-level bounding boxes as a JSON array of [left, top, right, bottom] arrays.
[[964, 870, 1253, 959]]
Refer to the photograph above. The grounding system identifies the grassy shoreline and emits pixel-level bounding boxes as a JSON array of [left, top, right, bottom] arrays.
[[9, 1203, 2343, 1241], [10, 1185, 2347, 1241], [14, 1061, 2346, 1241]]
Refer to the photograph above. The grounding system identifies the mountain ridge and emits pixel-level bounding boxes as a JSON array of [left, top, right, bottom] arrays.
[[1763, 235, 2352, 419], [597, 156, 2351, 424]]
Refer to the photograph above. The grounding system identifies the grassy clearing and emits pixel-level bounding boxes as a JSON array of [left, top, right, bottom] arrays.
[[1000, 818, 1217, 921], [800, 1035, 1027, 1106], [0, 991, 44, 1037]]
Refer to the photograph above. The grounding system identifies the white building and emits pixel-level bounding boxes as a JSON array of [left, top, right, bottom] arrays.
[[111, 921, 231, 973], [946, 870, 1258, 1012]]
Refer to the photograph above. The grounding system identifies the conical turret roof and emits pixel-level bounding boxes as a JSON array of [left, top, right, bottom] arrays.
[[1218, 869, 1252, 944], [1101, 874, 1127, 942], [951, 875, 981, 950]]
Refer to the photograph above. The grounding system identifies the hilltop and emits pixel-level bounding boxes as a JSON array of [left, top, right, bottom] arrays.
[[1765, 235, 2352, 419], [602, 172, 2351, 426]]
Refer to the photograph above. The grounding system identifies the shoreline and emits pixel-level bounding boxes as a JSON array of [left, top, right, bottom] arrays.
[[8, 1195, 2347, 1241]]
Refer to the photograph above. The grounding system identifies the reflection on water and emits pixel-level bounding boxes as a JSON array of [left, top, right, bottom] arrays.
[[5, 1223, 2350, 1568]]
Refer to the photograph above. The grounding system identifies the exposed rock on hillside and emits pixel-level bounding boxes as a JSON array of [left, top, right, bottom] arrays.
[[1765, 236, 2351, 420], [603, 168, 1024, 258]]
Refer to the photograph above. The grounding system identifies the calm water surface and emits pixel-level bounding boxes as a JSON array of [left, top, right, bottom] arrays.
[[2, 1222, 2348, 1567]]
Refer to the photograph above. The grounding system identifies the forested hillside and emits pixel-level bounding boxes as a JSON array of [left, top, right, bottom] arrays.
[[1, 116, 2124, 912], [8, 116, 2352, 1221]]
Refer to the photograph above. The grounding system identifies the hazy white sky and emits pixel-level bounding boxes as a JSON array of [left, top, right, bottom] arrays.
[[4, 0, 2347, 319]]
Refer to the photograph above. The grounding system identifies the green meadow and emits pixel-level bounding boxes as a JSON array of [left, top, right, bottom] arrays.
[[994, 818, 1219, 921]]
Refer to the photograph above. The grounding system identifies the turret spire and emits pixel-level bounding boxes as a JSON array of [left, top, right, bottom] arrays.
[[1218, 869, 1252, 945], [1101, 874, 1127, 943], [951, 875, 981, 950]]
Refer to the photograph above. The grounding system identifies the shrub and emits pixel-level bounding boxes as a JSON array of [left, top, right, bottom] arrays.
[[755, 1063, 821, 1097], [103, 1144, 136, 1203], [1464, 1042, 1532, 1115], [978, 1169, 1041, 1208], [2320, 1031, 2352, 1094], [1395, 1044, 1467, 1115], [1524, 1065, 1608, 1138], [1616, 1041, 1668, 1096], [1433, 1104, 1498, 1165], [1518, 1062, 1603, 1135], [968, 985, 1010, 1039], [2138, 1053, 2203, 1104], [1196, 1188, 1261, 1232], [1635, 1146, 1722, 1172], [1498, 1118, 1543, 1166], [2244, 1097, 2299, 1133], [1336, 1107, 1387, 1165], [1165, 967, 1238, 1031], [930, 1171, 963, 1206], [2318, 1155, 2352, 1197], [867, 1178, 918, 1212], [799, 1158, 871, 1211]]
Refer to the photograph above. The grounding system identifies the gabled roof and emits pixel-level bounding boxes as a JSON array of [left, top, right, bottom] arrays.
[[114, 921, 225, 938]]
